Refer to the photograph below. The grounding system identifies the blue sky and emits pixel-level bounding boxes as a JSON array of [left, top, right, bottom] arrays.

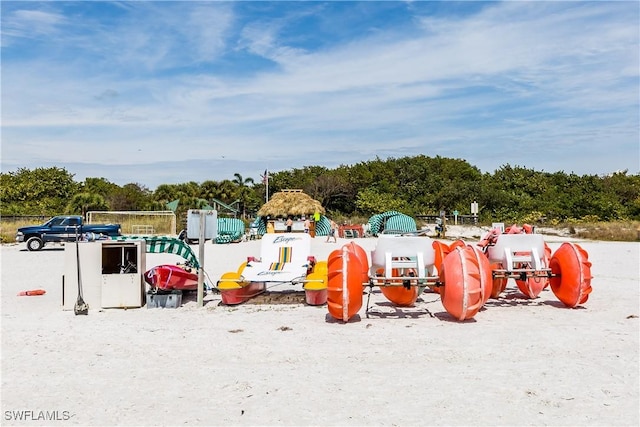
[[2, 1, 638, 189]]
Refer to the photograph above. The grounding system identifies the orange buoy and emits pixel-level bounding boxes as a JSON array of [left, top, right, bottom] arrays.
[[18, 289, 46, 296], [327, 244, 365, 322], [432, 240, 465, 294], [549, 242, 592, 307], [441, 245, 492, 321]]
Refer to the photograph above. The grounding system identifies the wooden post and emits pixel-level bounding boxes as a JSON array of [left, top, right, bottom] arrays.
[[197, 210, 205, 307]]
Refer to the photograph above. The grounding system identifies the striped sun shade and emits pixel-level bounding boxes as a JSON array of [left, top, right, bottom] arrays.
[[113, 236, 200, 268], [215, 218, 245, 244], [367, 211, 417, 236]]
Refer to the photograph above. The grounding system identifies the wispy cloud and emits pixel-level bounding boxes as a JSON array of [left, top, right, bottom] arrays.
[[1, 8, 66, 44]]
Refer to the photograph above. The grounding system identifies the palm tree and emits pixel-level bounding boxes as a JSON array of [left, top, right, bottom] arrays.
[[232, 173, 255, 188], [232, 173, 255, 219]]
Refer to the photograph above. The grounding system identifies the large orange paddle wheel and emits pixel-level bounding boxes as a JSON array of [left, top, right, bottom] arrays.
[[440, 245, 492, 321], [549, 242, 593, 307]]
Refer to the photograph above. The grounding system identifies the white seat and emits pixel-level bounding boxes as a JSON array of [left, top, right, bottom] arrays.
[[370, 235, 435, 279], [487, 234, 545, 270], [242, 233, 311, 282]]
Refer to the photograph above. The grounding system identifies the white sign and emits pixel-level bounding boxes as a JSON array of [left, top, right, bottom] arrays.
[[471, 201, 479, 215], [187, 209, 218, 240]]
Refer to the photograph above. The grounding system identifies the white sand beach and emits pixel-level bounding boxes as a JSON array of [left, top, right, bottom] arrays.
[[1, 227, 638, 426]]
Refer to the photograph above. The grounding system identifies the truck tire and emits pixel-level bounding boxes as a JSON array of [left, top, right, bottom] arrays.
[[26, 236, 44, 251]]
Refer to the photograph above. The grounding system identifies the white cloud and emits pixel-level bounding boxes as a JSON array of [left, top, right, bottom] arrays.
[[1, 1, 638, 188], [1, 8, 66, 44]]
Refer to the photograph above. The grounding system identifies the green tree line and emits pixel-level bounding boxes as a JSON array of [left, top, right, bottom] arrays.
[[2, 156, 639, 224]]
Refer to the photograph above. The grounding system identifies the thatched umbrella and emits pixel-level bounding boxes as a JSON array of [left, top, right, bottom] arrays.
[[257, 189, 325, 218]]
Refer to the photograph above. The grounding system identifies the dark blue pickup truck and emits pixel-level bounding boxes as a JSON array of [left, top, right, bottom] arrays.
[[16, 215, 122, 251]]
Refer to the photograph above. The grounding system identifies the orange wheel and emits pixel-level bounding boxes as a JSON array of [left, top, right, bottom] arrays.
[[543, 243, 552, 289], [380, 268, 419, 306], [327, 244, 365, 322], [514, 242, 551, 298], [346, 241, 370, 284], [490, 263, 508, 298], [431, 240, 465, 294], [515, 273, 548, 299], [549, 242, 592, 307], [441, 245, 492, 321]]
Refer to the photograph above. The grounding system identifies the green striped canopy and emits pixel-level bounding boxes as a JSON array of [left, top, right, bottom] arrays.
[[313, 215, 331, 236], [252, 217, 267, 235], [215, 218, 245, 244], [367, 211, 417, 236], [113, 236, 199, 268]]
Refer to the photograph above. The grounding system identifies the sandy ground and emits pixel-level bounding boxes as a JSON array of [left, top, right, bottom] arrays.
[[1, 226, 638, 426]]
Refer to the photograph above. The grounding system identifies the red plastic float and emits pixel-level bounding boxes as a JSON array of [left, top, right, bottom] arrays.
[[144, 264, 199, 292], [18, 289, 46, 296]]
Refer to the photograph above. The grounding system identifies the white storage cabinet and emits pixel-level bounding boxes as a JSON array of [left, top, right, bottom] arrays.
[[62, 240, 146, 310]]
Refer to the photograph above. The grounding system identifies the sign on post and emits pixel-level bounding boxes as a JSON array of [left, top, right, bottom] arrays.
[[471, 201, 479, 224], [470, 201, 479, 215], [187, 209, 217, 307], [187, 209, 218, 241]]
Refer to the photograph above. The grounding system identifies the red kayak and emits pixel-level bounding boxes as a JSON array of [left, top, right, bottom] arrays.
[[145, 264, 198, 292]]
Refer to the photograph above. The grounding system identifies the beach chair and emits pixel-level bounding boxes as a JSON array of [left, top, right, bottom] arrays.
[[240, 233, 313, 283]]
